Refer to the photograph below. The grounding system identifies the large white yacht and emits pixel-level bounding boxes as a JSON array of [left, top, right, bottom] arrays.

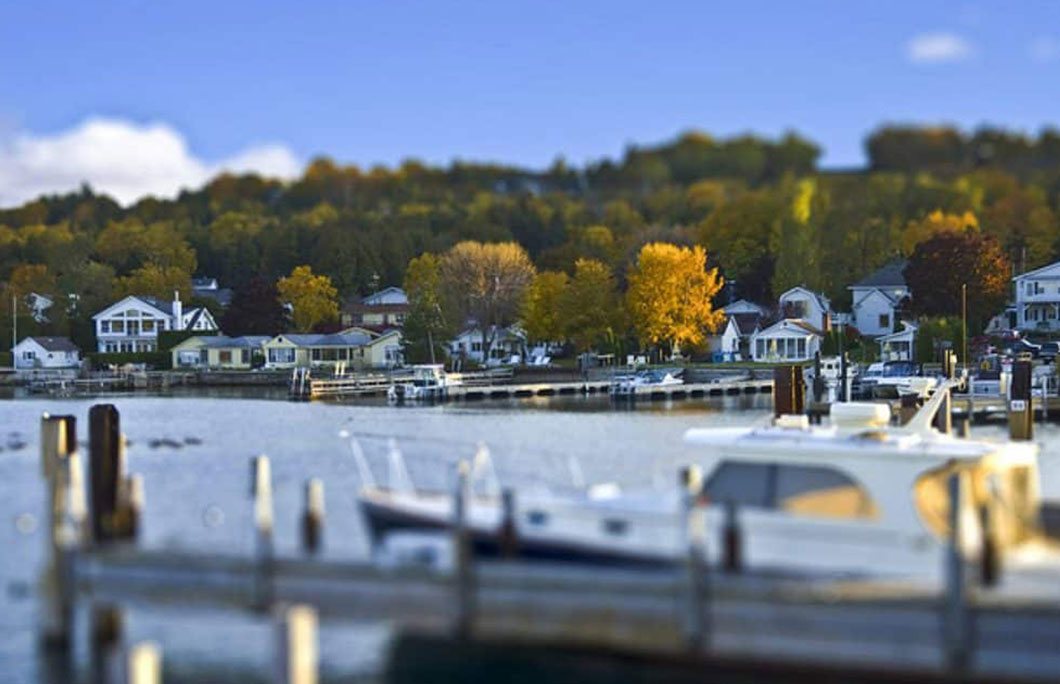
[[357, 386, 1053, 580]]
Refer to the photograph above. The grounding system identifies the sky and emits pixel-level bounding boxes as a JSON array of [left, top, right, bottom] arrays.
[[0, 0, 1058, 206]]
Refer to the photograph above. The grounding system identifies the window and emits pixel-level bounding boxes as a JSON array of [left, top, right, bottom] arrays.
[[111, 320, 124, 334], [703, 461, 877, 520], [142, 320, 155, 333], [268, 348, 296, 364], [100, 321, 110, 333], [878, 314, 890, 330], [127, 321, 140, 336], [756, 339, 765, 358], [471, 342, 482, 352], [241, 349, 249, 364], [22, 351, 35, 360], [219, 351, 232, 363], [796, 338, 806, 358]]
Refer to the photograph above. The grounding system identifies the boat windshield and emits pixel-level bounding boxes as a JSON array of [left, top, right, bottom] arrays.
[[883, 362, 917, 377], [702, 461, 878, 520], [913, 459, 1040, 547]]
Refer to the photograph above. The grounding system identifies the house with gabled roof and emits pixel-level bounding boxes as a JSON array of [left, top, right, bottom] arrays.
[[750, 319, 823, 362], [13, 336, 81, 369], [1012, 260, 1060, 331], [849, 260, 909, 337], [92, 292, 218, 353], [777, 286, 831, 332]]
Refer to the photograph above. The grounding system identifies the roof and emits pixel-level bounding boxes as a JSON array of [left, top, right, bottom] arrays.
[[192, 277, 218, 289], [273, 332, 373, 347], [1012, 260, 1060, 282], [19, 336, 79, 352], [778, 286, 830, 312], [721, 299, 766, 316], [199, 335, 270, 349], [362, 286, 408, 305], [754, 318, 824, 338], [851, 260, 908, 289], [729, 313, 762, 337], [136, 295, 174, 316], [194, 287, 233, 307], [342, 301, 410, 315]]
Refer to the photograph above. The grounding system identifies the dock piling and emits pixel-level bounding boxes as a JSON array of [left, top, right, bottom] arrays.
[[979, 504, 999, 587], [498, 488, 518, 559], [301, 478, 325, 555], [944, 472, 970, 671], [723, 500, 743, 574], [275, 604, 318, 684], [680, 466, 709, 652], [89, 404, 122, 544], [252, 455, 274, 610], [125, 642, 161, 684], [40, 414, 78, 652], [452, 460, 474, 639], [772, 366, 804, 417], [1008, 360, 1033, 441]]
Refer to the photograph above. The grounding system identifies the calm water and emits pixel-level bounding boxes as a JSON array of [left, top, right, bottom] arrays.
[[0, 391, 776, 683]]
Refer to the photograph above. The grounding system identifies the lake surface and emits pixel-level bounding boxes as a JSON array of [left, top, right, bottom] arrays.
[[1, 391, 778, 683]]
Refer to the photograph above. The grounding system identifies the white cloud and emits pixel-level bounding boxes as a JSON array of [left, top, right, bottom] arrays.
[[1030, 37, 1060, 63], [906, 33, 973, 64], [0, 117, 302, 207]]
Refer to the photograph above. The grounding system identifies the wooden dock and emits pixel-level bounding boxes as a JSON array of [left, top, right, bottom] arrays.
[[34, 402, 1060, 683]]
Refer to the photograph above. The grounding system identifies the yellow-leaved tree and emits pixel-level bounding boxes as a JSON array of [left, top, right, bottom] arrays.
[[626, 243, 725, 355], [277, 265, 339, 332], [521, 270, 569, 346], [901, 210, 978, 255]]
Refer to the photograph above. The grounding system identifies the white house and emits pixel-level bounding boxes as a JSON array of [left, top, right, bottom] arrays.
[[93, 292, 218, 353], [708, 313, 762, 361], [750, 319, 823, 363], [192, 277, 233, 308], [1012, 260, 1060, 331], [340, 286, 410, 329], [362, 286, 408, 306], [13, 336, 81, 369], [777, 287, 831, 332], [449, 326, 526, 365], [877, 322, 917, 362], [849, 261, 909, 337], [720, 299, 766, 317]]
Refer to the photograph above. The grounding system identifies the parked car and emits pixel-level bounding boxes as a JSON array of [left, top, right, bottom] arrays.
[[1005, 339, 1041, 358], [1040, 341, 1060, 363]]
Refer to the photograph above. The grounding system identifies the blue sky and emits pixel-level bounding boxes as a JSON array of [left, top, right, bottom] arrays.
[[0, 1, 1057, 204]]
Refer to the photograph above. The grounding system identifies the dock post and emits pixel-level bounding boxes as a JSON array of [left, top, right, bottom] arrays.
[[1009, 360, 1033, 441], [301, 478, 324, 555], [125, 642, 161, 684], [812, 352, 823, 403], [451, 460, 474, 639], [252, 455, 275, 610], [773, 366, 795, 418], [979, 504, 999, 587], [792, 365, 805, 413], [89, 405, 126, 684], [680, 466, 709, 653], [944, 472, 969, 671], [275, 604, 318, 684], [498, 487, 518, 559], [898, 394, 918, 426], [839, 353, 848, 402], [723, 500, 743, 574], [956, 416, 970, 439], [39, 414, 78, 654]]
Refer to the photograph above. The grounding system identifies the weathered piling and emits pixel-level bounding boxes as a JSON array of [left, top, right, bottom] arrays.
[[40, 413, 78, 652], [498, 488, 518, 559], [956, 417, 971, 439], [275, 604, 318, 684], [839, 353, 848, 402], [898, 394, 919, 426], [125, 642, 161, 684], [252, 455, 275, 609], [944, 472, 969, 671], [680, 466, 708, 653], [811, 352, 823, 403], [934, 385, 953, 435], [772, 365, 804, 417], [980, 504, 999, 587], [723, 500, 743, 574], [1009, 360, 1033, 441], [301, 478, 324, 555], [89, 404, 122, 544], [452, 460, 474, 639]]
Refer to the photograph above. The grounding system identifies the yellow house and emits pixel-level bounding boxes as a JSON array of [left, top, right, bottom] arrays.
[[171, 336, 269, 370], [263, 329, 404, 370]]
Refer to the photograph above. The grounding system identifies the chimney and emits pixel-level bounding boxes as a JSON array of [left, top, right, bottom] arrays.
[[173, 290, 183, 331]]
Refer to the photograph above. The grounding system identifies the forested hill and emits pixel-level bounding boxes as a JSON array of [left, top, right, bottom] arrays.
[[3, 124, 1060, 325]]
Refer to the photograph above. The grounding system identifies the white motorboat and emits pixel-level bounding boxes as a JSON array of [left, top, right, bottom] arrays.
[[805, 356, 859, 402], [356, 385, 1056, 580], [387, 364, 456, 403], [609, 368, 684, 397], [870, 361, 936, 399]]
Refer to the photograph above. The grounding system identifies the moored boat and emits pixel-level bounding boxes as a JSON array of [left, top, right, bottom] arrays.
[[387, 364, 455, 403]]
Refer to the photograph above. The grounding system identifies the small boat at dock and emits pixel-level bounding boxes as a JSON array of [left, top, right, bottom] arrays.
[[609, 368, 684, 398], [387, 364, 455, 403]]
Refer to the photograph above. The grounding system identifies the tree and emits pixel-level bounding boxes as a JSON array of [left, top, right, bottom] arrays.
[[438, 241, 536, 357], [221, 277, 287, 336], [521, 270, 569, 345], [402, 253, 452, 363], [277, 265, 339, 332], [626, 243, 725, 354], [116, 263, 193, 301], [904, 231, 1009, 331], [901, 210, 978, 255], [560, 259, 622, 353]]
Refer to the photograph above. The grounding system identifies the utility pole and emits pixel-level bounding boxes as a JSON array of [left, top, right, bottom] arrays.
[[11, 294, 16, 353], [961, 283, 967, 369]]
